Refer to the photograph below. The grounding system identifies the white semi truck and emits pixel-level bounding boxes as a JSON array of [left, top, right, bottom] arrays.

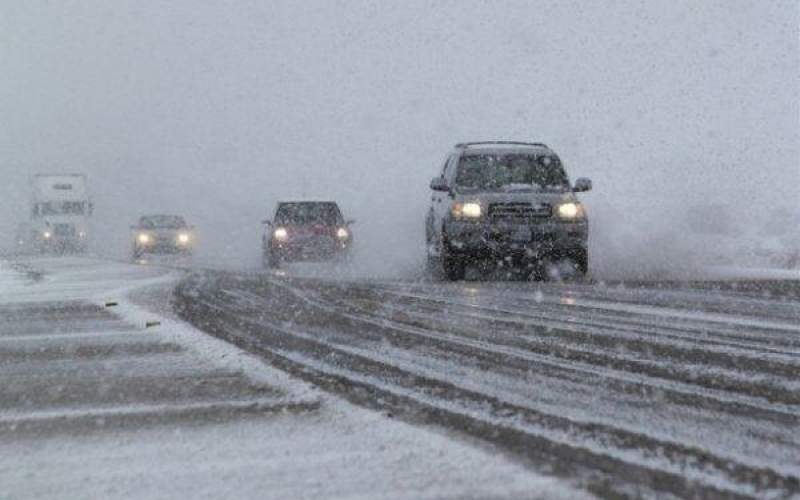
[[22, 174, 93, 254]]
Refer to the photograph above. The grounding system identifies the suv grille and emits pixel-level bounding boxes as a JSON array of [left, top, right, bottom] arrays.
[[53, 224, 76, 237], [488, 203, 551, 221]]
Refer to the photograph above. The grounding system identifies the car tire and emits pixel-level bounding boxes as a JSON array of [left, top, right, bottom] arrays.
[[576, 250, 589, 276], [441, 252, 466, 281], [425, 252, 439, 274], [266, 252, 281, 270], [542, 252, 588, 282]]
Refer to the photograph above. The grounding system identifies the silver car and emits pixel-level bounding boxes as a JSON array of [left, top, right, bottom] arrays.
[[425, 142, 592, 280], [131, 214, 195, 260]]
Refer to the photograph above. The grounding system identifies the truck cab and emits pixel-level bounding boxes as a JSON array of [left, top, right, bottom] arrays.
[[28, 174, 92, 254]]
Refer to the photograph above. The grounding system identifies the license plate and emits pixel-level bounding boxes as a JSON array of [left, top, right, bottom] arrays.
[[511, 227, 531, 242]]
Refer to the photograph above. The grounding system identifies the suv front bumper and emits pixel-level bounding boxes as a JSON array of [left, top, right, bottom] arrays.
[[444, 220, 588, 260], [269, 239, 351, 262]]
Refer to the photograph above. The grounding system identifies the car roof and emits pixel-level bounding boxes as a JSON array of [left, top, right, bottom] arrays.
[[275, 200, 340, 209], [277, 200, 338, 204], [454, 141, 553, 154], [140, 214, 184, 219]]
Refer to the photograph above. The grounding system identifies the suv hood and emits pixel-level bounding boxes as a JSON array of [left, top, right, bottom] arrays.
[[137, 228, 189, 236]]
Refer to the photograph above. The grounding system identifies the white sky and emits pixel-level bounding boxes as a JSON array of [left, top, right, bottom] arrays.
[[2, 0, 798, 274]]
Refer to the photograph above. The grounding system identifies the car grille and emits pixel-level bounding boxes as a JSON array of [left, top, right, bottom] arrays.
[[488, 203, 551, 221], [53, 224, 76, 237]]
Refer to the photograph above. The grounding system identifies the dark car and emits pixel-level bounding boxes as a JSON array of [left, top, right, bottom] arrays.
[[263, 201, 353, 268], [131, 214, 195, 259], [426, 141, 592, 280]]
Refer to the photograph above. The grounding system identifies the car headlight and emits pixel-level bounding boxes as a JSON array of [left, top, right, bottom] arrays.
[[178, 233, 191, 244], [138, 233, 151, 244], [336, 228, 349, 240], [273, 228, 289, 241], [43, 231, 52, 239], [452, 202, 482, 219], [556, 202, 586, 220]]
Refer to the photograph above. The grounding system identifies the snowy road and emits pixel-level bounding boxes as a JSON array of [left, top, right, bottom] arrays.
[[0, 258, 581, 500], [175, 269, 800, 499]]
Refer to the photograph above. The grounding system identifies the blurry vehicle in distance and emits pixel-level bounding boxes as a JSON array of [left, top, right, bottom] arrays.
[[263, 201, 354, 269], [426, 141, 591, 281], [131, 214, 195, 260], [24, 174, 93, 254]]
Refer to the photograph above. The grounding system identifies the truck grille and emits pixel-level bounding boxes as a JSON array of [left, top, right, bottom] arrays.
[[488, 203, 551, 221], [53, 224, 76, 237]]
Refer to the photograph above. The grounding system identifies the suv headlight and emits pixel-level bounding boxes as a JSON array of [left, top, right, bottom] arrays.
[[273, 228, 289, 241], [138, 233, 151, 244], [555, 202, 586, 220], [177, 233, 191, 244], [452, 202, 482, 219]]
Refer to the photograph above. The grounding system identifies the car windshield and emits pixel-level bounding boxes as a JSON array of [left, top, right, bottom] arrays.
[[139, 215, 187, 229], [275, 203, 342, 225], [455, 154, 570, 192]]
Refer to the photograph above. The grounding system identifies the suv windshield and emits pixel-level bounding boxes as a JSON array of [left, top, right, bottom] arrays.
[[139, 215, 187, 229], [455, 153, 570, 192], [275, 203, 342, 225]]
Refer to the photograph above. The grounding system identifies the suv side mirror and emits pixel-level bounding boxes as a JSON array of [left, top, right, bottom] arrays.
[[573, 178, 592, 192], [261, 219, 272, 226], [345, 219, 356, 226], [430, 177, 450, 192]]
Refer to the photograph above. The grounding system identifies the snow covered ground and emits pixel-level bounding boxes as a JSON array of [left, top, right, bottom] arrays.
[[0, 257, 585, 500], [705, 265, 800, 281]]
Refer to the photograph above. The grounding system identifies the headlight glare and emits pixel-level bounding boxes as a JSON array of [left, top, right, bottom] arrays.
[[452, 202, 482, 219], [273, 228, 288, 241], [556, 202, 585, 220], [336, 228, 349, 239], [178, 233, 191, 244], [138, 233, 151, 244]]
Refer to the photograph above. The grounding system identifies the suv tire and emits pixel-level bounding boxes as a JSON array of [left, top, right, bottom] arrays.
[[266, 251, 281, 270], [132, 247, 144, 262], [575, 250, 589, 276], [441, 250, 466, 281]]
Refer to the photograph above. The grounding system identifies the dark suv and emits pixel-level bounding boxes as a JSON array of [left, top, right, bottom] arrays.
[[425, 142, 592, 280], [263, 201, 353, 268]]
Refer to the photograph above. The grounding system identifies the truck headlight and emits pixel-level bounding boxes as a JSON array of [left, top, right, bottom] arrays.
[[452, 202, 482, 219], [178, 233, 191, 244], [138, 233, 151, 244], [556, 202, 585, 220], [273, 228, 289, 241]]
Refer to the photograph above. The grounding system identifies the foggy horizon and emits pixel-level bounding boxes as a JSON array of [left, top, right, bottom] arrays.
[[3, 0, 798, 277]]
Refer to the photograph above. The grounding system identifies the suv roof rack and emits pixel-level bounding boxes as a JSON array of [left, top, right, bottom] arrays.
[[454, 141, 549, 149]]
